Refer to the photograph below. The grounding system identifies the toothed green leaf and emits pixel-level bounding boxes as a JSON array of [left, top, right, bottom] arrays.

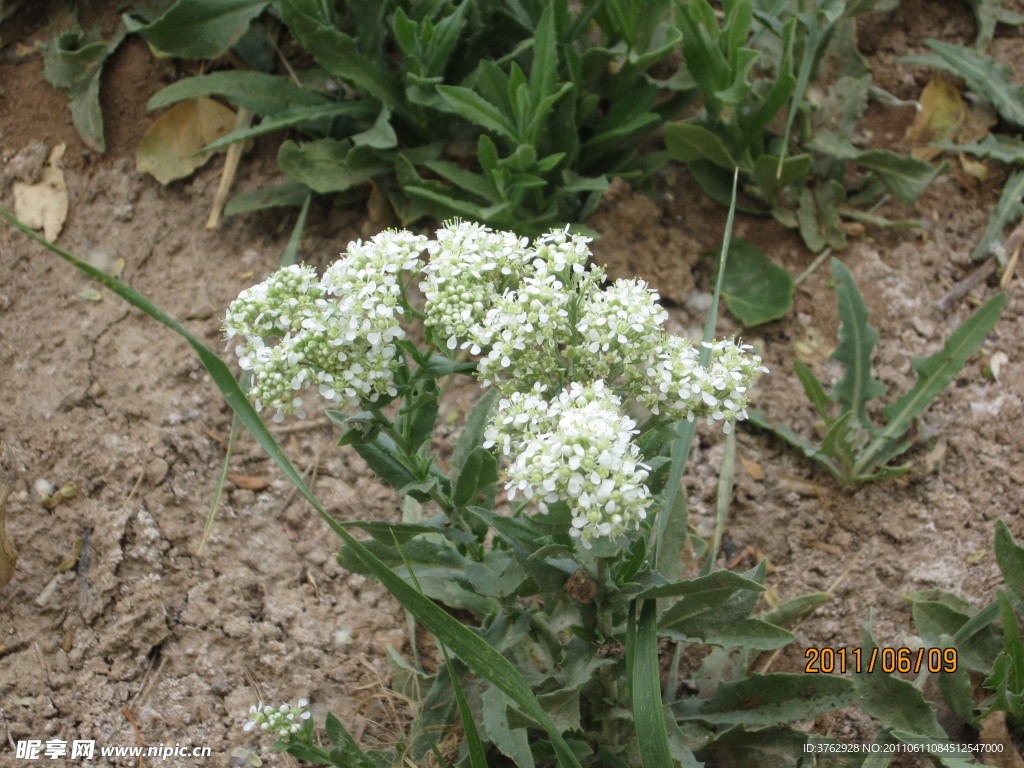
[[830, 259, 886, 425]]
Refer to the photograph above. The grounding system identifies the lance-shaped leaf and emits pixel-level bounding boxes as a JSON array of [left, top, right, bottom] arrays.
[[933, 134, 1024, 166], [676, 673, 855, 725], [147, 70, 332, 115], [279, 0, 408, 120], [830, 259, 886, 425], [856, 292, 1005, 476], [996, 519, 1024, 602], [974, 170, 1024, 260]]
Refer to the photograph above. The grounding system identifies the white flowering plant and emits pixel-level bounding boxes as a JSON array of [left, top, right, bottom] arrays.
[[218, 220, 868, 766]]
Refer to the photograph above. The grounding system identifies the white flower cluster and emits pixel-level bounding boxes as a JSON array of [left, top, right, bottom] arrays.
[[632, 337, 767, 432], [464, 229, 604, 394], [574, 278, 668, 383], [419, 221, 531, 351], [485, 381, 652, 546], [243, 699, 312, 739], [223, 231, 426, 420]]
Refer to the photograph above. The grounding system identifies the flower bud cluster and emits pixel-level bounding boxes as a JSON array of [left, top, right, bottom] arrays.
[[485, 381, 652, 546], [243, 699, 312, 739], [419, 221, 531, 351], [223, 231, 426, 420], [464, 229, 605, 394]]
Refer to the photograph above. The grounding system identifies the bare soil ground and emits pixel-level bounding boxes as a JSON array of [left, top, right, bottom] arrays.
[[1, 2, 1022, 767]]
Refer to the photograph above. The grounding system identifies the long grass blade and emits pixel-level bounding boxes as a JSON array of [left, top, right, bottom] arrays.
[[654, 168, 739, 569]]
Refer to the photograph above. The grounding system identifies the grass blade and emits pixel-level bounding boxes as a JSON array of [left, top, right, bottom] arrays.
[[0, 205, 582, 768], [653, 169, 739, 569]]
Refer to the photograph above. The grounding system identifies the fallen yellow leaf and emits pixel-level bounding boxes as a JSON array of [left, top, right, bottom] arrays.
[[12, 144, 68, 241], [904, 76, 964, 161], [136, 97, 236, 185]]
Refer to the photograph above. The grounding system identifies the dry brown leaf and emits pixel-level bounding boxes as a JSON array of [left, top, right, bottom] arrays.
[[136, 97, 236, 185], [777, 474, 824, 497], [12, 143, 68, 241], [227, 473, 270, 491], [739, 456, 764, 480], [904, 77, 965, 161]]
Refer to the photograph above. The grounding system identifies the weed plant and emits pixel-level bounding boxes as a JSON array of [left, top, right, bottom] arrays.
[[1, 196, 1008, 764], [750, 259, 1004, 483]]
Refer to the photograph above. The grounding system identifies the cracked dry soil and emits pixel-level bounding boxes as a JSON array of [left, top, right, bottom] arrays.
[[2, 2, 1024, 766]]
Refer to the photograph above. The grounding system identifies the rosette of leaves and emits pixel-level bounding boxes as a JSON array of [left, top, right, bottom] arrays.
[[664, 0, 942, 252], [131, 0, 693, 235], [749, 259, 1005, 483]]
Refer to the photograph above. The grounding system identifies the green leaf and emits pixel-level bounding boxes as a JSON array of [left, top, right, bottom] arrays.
[[664, 123, 738, 169], [677, 673, 855, 725], [758, 591, 831, 628], [933, 133, 1024, 165], [352, 106, 398, 149], [750, 154, 811, 208], [853, 150, 947, 204], [698, 618, 795, 650], [903, 41, 1024, 128], [423, 160, 497, 203], [453, 447, 498, 509], [933, 634, 980, 728], [482, 685, 535, 768], [830, 258, 886, 425], [633, 569, 765, 601], [124, 0, 268, 60], [279, 0, 408, 120], [699, 725, 816, 768], [995, 519, 1024, 602], [436, 84, 518, 142], [337, 518, 450, 545], [225, 180, 311, 215], [909, 596, 1002, 672], [717, 238, 794, 326], [658, 572, 769, 640], [278, 139, 390, 193], [631, 600, 673, 768], [40, 21, 126, 153], [963, 0, 1024, 50], [974, 170, 1024, 260], [147, 71, 331, 115], [853, 614, 947, 740], [859, 292, 1006, 475], [201, 102, 376, 153], [793, 361, 831, 422], [528, 4, 557, 110]]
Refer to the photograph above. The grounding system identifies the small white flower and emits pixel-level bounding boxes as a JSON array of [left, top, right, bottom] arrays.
[[243, 699, 313, 741]]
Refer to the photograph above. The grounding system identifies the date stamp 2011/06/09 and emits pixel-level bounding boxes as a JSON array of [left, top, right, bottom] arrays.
[[804, 647, 958, 675]]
